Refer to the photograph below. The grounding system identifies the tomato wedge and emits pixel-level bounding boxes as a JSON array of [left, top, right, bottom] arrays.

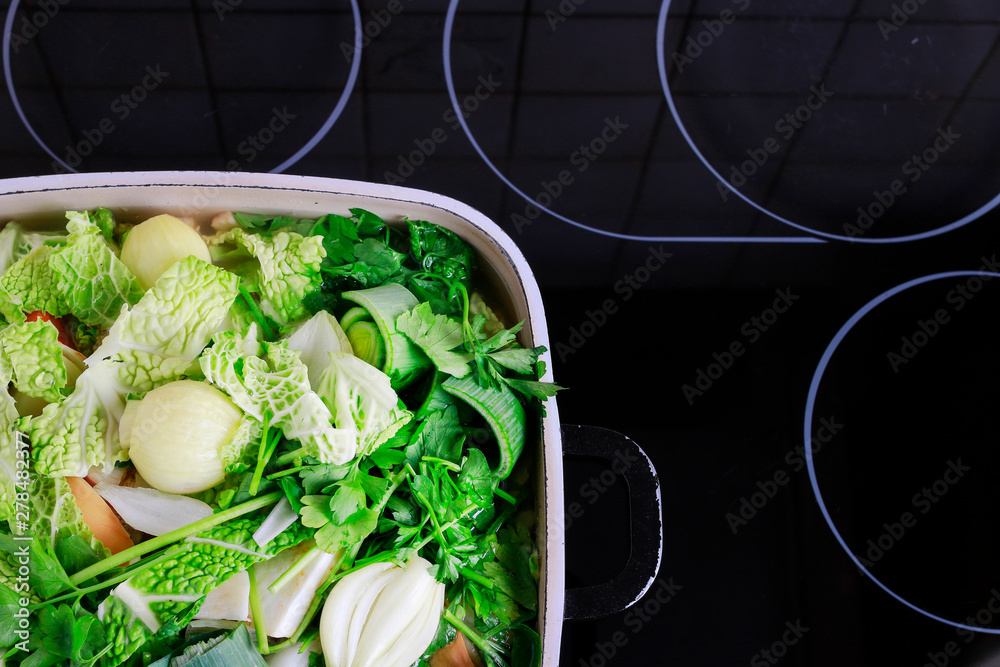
[[25, 311, 73, 348]]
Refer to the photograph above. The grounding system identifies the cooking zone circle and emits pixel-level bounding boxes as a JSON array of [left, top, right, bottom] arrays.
[[2, 0, 362, 174], [656, 0, 1000, 244], [805, 270, 1000, 632], [443, 0, 825, 244]]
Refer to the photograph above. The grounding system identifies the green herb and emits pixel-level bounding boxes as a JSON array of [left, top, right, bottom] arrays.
[[310, 214, 359, 264], [0, 584, 22, 648], [238, 286, 277, 341], [485, 525, 538, 612], [249, 415, 281, 496], [509, 624, 543, 667], [65, 316, 102, 356], [314, 210, 408, 290], [349, 208, 387, 236], [405, 405, 465, 466], [233, 212, 317, 236], [247, 566, 269, 655], [407, 219, 475, 290], [31, 601, 112, 665], [300, 464, 406, 558], [396, 302, 474, 378]]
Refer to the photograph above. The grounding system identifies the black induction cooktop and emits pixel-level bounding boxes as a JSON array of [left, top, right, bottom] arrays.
[[3, 1, 1000, 665]]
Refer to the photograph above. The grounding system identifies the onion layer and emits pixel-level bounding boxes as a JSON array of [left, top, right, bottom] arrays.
[[93, 482, 214, 536]]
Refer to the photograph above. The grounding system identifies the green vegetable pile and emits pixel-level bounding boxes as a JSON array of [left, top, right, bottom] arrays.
[[0, 207, 560, 667]]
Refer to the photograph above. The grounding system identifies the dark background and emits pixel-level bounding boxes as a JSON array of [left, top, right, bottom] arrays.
[[2, 0, 1000, 664]]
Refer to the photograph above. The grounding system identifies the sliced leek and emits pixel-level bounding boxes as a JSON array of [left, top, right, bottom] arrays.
[[252, 496, 299, 548], [148, 624, 267, 667], [338, 306, 371, 332], [345, 320, 385, 369], [342, 284, 430, 389], [441, 375, 526, 479]]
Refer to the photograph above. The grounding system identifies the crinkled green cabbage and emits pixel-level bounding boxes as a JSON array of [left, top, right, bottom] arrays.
[[212, 228, 325, 326], [316, 351, 411, 457], [0, 221, 66, 275], [201, 330, 355, 465], [48, 211, 142, 327], [97, 516, 309, 666], [27, 360, 130, 477], [0, 319, 67, 402], [0, 245, 68, 317]]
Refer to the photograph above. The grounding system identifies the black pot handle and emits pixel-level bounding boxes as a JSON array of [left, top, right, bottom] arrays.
[[561, 424, 663, 620]]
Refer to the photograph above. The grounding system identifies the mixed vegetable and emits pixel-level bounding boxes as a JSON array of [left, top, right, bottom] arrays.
[[0, 207, 560, 667]]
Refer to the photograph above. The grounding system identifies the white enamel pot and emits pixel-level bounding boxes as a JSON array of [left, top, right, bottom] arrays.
[[0, 171, 664, 665]]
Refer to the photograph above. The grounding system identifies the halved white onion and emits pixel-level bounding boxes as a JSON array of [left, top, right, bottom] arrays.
[[319, 557, 444, 667], [127, 380, 242, 494]]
